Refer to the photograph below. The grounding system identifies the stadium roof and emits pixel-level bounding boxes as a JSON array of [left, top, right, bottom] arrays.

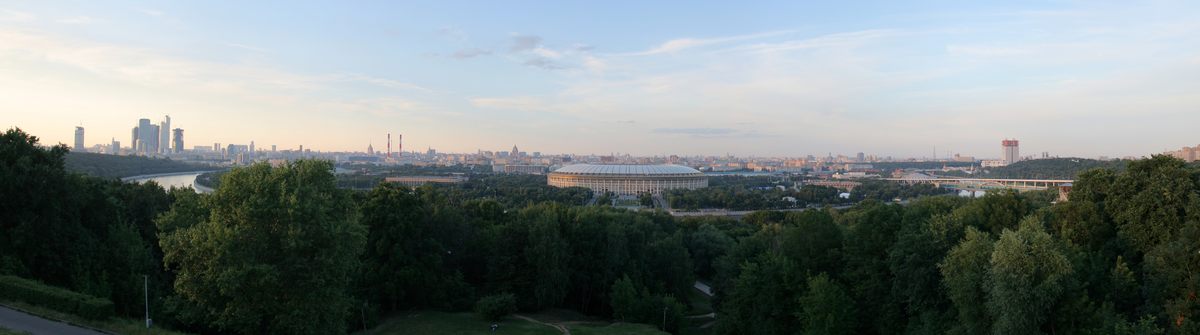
[[551, 164, 702, 175]]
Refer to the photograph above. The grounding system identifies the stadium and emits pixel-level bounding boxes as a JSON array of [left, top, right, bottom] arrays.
[[547, 164, 708, 195]]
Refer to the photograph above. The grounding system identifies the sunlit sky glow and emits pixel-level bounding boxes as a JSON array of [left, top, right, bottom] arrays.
[[3, 1, 1199, 158]]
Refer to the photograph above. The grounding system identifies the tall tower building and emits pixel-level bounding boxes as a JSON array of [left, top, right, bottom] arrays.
[[131, 127, 139, 153], [159, 115, 170, 154], [511, 145, 519, 157], [172, 128, 184, 154], [137, 118, 158, 154], [110, 138, 120, 155], [1002, 139, 1020, 165], [73, 126, 85, 151]]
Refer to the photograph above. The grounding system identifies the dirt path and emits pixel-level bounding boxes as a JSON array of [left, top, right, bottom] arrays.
[[514, 314, 570, 335]]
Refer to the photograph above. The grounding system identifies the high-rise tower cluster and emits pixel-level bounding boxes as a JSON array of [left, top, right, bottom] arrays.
[[130, 115, 183, 155]]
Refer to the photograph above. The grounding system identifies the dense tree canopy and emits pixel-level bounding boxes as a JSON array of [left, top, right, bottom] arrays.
[[5, 126, 1200, 334]]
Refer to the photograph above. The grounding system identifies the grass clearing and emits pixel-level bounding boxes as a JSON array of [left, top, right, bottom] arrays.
[[0, 300, 191, 335], [0, 325, 30, 335], [568, 322, 668, 335], [362, 310, 559, 335], [686, 287, 713, 315]]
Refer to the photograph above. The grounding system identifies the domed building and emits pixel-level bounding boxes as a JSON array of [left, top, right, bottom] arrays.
[[547, 164, 708, 195]]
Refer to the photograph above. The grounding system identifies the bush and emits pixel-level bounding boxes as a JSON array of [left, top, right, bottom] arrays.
[[474, 293, 517, 321], [0, 275, 115, 320]]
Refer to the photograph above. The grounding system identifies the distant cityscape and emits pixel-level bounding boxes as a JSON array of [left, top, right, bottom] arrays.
[[68, 118, 1177, 176]]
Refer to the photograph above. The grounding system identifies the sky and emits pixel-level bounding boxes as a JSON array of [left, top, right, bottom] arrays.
[[2, 1, 1199, 158]]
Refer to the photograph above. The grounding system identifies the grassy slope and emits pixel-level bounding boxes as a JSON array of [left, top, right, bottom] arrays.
[[0, 326, 30, 335], [363, 311, 559, 335]]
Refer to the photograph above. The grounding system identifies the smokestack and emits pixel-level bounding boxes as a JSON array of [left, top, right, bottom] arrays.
[[387, 133, 391, 159], [398, 134, 402, 158]]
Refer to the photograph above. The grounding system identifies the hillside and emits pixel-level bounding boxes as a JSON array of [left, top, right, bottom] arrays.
[[64, 152, 209, 179], [979, 158, 1126, 179]]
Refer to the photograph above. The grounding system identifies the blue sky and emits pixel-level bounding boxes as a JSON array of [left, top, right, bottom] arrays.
[[2, 1, 1199, 158]]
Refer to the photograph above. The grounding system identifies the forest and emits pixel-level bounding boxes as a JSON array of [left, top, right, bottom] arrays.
[[64, 151, 210, 179], [2, 127, 1198, 334]]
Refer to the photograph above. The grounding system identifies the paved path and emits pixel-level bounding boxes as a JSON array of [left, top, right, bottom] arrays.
[[693, 281, 713, 297], [0, 305, 108, 335]]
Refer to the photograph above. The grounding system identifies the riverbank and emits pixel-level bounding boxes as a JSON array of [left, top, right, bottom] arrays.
[[120, 170, 220, 182]]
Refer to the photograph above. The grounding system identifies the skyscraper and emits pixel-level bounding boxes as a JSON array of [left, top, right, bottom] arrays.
[[159, 115, 170, 154], [73, 126, 84, 151], [110, 138, 120, 155], [1002, 139, 1020, 165], [172, 128, 184, 154], [131, 127, 138, 153], [137, 118, 158, 154]]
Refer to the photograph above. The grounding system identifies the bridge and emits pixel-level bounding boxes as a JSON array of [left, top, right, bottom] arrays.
[[884, 176, 1072, 192]]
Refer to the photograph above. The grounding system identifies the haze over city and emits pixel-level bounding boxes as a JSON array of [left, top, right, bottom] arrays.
[[3, 1, 1199, 157]]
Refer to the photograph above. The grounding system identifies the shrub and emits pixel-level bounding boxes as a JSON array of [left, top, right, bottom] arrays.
[[474, 293, 517, 321]]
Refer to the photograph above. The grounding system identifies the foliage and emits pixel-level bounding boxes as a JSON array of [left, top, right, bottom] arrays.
[[11, 127, 1200, 334], [475, 293, 518, 321], [978, 158, 1127, 179], [158, 160, 367, 334], [64, 152, 208, 179], [0, 275, 115, 320], [986, 217, 1073, 334], [848, 180, 953, 202], [797, 273, 856, 335], [666, 176, 846, 210]]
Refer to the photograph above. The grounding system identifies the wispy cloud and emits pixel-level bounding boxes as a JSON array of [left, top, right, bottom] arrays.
[[451, 48, 491, 59], [652, 127, 773, 139], [332, 74, 431, 92], [624, 30, 794, 56], [0, 9, 34, 22], [653, 127, 736, 135], [56, 16, 96, 25], [225, 43, 268, 53], [135, 8, 164, 17], [509, 34, 542, 52], [523, 57, 565, 70], [471, 96, 555, 112]]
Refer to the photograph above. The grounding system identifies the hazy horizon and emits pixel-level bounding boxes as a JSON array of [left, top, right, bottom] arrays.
[[3, 1, 1199, 158]]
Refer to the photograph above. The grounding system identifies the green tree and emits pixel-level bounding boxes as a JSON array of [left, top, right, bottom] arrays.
[[1108, 155, 1198, 254], [987, 217, 1073, 334], [475, 293, 518, 321], [940, 227, 995, 335], [358, 183, 472, 311], [717, 254, 804, 335], [687, 224, 734, 279], [523, 207, 570, 310], [159, 160, 366, 334], [797, 273, 856, 335]]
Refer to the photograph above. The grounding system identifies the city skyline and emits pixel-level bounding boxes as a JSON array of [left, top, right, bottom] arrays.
[[3, 1, 1200, 157]]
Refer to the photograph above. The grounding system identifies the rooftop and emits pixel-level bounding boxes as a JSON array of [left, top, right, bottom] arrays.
[[551, 164, 702, 175]]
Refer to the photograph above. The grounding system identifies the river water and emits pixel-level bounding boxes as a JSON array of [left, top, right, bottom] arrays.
[[122, 171, 214, 193]]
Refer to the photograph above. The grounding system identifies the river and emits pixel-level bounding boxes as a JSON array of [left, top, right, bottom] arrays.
[[122, 171, 215, 193]]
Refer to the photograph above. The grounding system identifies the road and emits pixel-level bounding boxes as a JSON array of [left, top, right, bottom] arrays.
[[667, 205, 855, 218], [0, 305, 108, 335]]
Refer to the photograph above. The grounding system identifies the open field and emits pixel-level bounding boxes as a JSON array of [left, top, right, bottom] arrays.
[[362, 311, 559, 335]]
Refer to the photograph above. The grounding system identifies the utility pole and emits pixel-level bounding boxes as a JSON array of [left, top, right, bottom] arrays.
[[662, 306, 667, 331], [144, 275, 151, 329]]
